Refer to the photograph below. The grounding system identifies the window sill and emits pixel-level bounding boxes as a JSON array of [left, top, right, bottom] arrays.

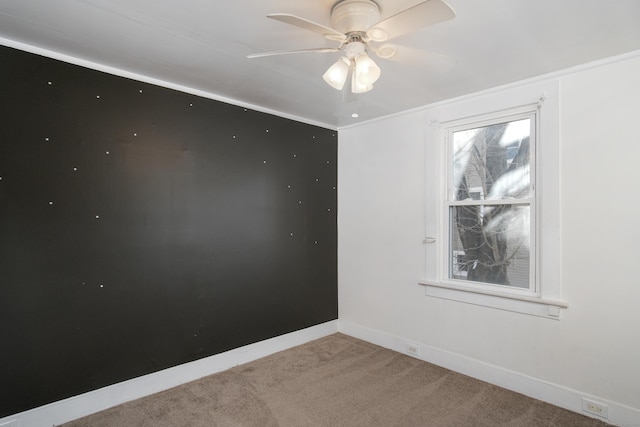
[[418, 280, 568, 320]]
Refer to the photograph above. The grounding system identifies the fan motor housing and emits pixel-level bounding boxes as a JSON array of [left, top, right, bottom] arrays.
[[330, 0, 381, 33]]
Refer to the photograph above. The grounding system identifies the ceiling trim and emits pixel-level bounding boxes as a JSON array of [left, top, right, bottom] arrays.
[[338, 48, 640, 132], [3, 35, 639, 134], [0, 36, 339, 131]]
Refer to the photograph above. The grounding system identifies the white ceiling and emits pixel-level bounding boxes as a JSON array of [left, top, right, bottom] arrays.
[[1, 0, 639, 129]]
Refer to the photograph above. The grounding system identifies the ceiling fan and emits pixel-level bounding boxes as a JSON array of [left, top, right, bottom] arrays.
[[248, 0, 456, 93]]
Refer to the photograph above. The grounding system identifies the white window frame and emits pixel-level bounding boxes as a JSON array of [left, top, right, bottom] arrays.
[[419, 81, 567, 319], [445, 108, 537, 296]]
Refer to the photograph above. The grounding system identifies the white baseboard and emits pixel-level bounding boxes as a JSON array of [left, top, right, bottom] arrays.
[[338, 320, 640, 427], [0, 320, 338, 427]]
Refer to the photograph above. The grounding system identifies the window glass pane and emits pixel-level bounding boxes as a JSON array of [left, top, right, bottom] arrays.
[[452, 119, 531, 201], [449, 204, 530, 288]]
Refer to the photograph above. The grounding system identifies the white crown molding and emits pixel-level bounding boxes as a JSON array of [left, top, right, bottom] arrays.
[[338, 48, 640, 131], [0, 37, 338, 131]]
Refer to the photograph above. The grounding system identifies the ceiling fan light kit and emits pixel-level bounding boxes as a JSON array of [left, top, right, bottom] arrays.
[[353, 51, 381, 90], [323, 57, 351, 90], [249, 0, 456, 94], [323, 35, 381, 93]]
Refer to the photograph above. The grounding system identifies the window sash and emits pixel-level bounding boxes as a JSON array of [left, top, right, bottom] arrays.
[[446, 202, 536, 293], [448, 198, 533, 207]]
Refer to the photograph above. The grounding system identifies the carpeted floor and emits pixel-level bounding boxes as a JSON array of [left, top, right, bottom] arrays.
[[61, 333, 610, 426]]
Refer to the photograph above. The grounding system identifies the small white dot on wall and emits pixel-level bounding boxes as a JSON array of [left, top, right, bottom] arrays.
[[290, 232, 294, 236], [95, 215, 100, 219], [232, 135, 236, 139], [315, 178, 319, 182], [298, 201, 302, 204], [139, 89, 143, 93], [48, 81, 52, 85], [96, 95, 100, 99], [314, 241, 318, 244], [99, 284, 104, 288], [326, 160, 330, 164], [263, 160, 267, 164], [244, 108, 247, 112], [73, 167, 78, 171], [105, 151, 110, 155], [333, 187, 337, 190], [189, 103, 193, 107], [265, 129, 269, 133], [45, 137, 49, 142], [133, 133, 137, 137], [0, 177, 3, 181], [287, 185, 291, 188], [293, 154, 297, 158], [49, 201, 53, 205], [313, 136, 316, 139], [328, 208, 331, 212]]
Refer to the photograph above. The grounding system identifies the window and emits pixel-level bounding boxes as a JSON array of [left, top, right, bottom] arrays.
[[419, 82, 566, 319], [447, 112, 535, 294]]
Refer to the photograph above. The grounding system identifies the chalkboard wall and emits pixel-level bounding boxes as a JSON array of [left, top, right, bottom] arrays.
[[0, 45, 337, 417]]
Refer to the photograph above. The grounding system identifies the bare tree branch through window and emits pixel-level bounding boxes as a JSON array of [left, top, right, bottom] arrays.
[[449, 117, 533, 288]]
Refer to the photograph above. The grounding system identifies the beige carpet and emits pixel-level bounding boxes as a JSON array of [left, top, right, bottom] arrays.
[[62, 333, 609, 426]]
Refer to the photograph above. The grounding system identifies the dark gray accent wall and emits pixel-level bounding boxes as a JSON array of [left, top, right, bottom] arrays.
[[0, 45, 337, 417]]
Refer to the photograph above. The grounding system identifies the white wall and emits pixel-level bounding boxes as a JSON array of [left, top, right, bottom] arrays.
[[338, 52, 640, 424]]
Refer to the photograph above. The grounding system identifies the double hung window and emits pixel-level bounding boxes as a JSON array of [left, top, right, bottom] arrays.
[[446, 111, 535, 295], [420, 86, 567, 318]]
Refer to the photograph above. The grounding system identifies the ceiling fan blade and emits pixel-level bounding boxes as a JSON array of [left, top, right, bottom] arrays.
[[247, 48, 340, 59], [367, 0, 455, 41], [267, 14, 347, 42]]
